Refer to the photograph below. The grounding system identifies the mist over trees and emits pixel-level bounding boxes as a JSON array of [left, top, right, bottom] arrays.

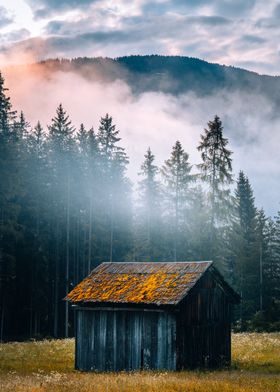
[[0, 72, 279, 340]]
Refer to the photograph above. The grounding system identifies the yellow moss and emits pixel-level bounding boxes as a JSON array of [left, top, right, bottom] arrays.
[[66, 270, 196, 304]]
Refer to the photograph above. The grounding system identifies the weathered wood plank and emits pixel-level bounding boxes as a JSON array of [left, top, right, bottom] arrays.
[[74, 269, 233, 371], [75, 309, 177, 371]]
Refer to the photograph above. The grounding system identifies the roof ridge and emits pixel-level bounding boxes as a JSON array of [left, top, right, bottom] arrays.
[[100, 261, 213, 264]]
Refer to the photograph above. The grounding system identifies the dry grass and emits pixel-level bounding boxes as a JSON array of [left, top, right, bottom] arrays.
[[0, 333, 279, 392]]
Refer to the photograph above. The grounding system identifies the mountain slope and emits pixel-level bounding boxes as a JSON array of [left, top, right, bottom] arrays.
[[6, 55, 280, 103]]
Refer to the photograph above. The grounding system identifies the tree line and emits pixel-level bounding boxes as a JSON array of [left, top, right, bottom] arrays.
[[0, 72, 279, 340]]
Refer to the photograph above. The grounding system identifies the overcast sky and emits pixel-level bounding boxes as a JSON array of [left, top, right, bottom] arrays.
[[0, 0, 280, 74]]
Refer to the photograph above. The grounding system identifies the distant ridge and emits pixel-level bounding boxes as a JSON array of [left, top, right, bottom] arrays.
[[4, 55, 280, 103]]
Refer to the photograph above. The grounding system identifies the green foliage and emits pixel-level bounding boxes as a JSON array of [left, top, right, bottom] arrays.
[[135, 148, 162, 261], [161, 141, 194, 261], [197, 116, 233, 223], [197, 116, 233, 270]]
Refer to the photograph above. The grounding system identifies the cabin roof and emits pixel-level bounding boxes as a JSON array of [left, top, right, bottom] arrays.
[[66, 261, 239, 306]]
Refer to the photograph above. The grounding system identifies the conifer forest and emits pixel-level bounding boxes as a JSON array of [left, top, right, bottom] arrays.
[[0, 71, 279, 341]]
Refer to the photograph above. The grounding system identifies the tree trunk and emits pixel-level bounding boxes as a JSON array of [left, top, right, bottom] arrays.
[[174, 171, 179, 262], [65, 174, 70, 338], [54, 219, 59, 338], [259, 242, 263, 312], [0, 299, 4, 342], [110, 196, 114, 263], [88, 193, 93, 273]]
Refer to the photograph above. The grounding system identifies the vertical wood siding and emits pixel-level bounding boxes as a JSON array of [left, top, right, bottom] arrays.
[[176, 271, 232, 369], [74, 270, 234, 371], [75, 309, 176, 371]]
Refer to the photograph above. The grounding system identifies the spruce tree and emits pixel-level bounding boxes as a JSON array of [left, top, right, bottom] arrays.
[[256, 208, 267, 312], [266, 212, 280, 320], [14, 111, 30, 140], [47, 104, 75, 338], [86, 127, 100, 273], [32, 122, 45, 151], [18, 120, 49, 339], [233, 171, 258, 328], [161, 140, 193, 261], [137, 148, 162, 261], [0, 73, 17, 341], [48, 103, 75, 153], [98, 114, 130, 263], [187, 185, 210, 260], [98, 113, 124, 163], [197, 115, 233, 261], [0, 72, 16, 136], [77, 123, 88, 152]]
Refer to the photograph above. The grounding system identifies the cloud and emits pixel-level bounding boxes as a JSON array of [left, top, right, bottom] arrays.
[[273, 3, 280, 17], [0, 12, 234, 64], [44, 13, 231, 38], [214, 0, 257, 17], [241, 34, 266, 44], [24, 0, 99, 18], [0, 37, 49, 66], [0, 28, 30, 44], [2, 64, 280, 215], [0, 6, 13, 28], [0, 0, 279, 74], [185, 15, 231, 26]]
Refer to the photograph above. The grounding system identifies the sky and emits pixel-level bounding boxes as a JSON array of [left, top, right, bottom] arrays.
[[0, 0, 280, 75]]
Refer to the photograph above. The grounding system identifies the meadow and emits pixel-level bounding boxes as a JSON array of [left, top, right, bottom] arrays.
[[0, 333, 279, 392]]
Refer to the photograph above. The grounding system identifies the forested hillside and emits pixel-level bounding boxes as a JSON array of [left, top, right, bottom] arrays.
[[0, 69, 279, 340], [7, 55, 280, 100]]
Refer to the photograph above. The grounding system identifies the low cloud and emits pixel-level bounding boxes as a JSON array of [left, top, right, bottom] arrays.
[[0, 37, 49, 66], [2, 65, 280, 216]]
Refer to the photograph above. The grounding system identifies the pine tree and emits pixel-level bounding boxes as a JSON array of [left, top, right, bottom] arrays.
[[77, 123, 88, 152], [86, 127, 100, 273], [98, 113, 122, 159], [13, 111, 30, 140], [161, 141, 193, 261], [0, 73, 18, 341], [98, 114, 130, 263], [0, 73, 18, 203], [266, 212, 280, 317], [136, 148, 162, 261], [18, 120, 49, 338], [187, 185, 211, 260], [32, 122, 45, 152], [249, 212, 280, 330], [197, 115, 233, 261], [48, 103, 75, 153], [0, 72, 16, 136], [256, 208, 267, 312], [233, 171, 258, 328], [47, 104, 75, 338]]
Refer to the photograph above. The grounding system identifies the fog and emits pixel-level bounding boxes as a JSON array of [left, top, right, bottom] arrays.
[[3, 64, 280, 216]]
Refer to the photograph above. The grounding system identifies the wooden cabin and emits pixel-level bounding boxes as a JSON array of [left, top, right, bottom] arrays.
[[66, 261, 240, 371]]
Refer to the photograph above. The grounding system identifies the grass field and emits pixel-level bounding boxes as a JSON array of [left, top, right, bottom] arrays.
[[0, 333, 279, 392]]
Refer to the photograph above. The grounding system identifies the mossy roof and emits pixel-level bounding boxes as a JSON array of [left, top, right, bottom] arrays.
[[66, 261, 213, 306]]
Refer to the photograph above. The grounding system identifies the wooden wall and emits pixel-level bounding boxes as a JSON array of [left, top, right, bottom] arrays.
[[176, 271, 232, 369], [75, 308, 176, 371]]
